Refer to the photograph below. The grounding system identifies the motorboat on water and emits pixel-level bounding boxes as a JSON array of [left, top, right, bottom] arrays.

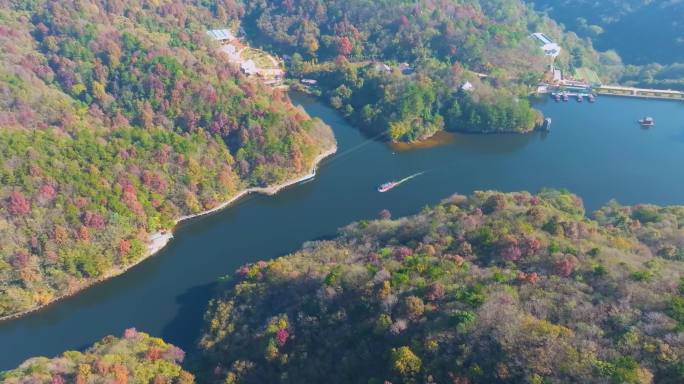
[[377, 172, 424, 193], [377, 181, 399, 193], [638, 117, 655, 127]]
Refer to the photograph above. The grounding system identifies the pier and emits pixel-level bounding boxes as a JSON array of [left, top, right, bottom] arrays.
[[596, 85, 684, 100]]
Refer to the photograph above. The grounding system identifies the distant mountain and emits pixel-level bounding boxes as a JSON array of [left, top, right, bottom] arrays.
[[530, 0, 684, 65], [200, 190, 684, 383]]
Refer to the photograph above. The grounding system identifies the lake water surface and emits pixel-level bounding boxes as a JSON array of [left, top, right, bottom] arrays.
[[1, 94, 684, 369]]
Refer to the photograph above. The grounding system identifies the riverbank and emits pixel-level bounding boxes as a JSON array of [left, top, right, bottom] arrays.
[[0, 144, 337, 323]]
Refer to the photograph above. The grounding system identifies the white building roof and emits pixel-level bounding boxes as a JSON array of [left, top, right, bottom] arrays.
[[542, 43, 561, 57], [532, 32, 553, 45], [461, 81, 474, 91], [207, 29, 235, 42], [220, 44, 240, 61], [532, 32, 561, 58], [241, 59, 258, 75]]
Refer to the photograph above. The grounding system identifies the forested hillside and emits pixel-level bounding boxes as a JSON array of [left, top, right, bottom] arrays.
[[0, 1, 334, 318], [1, 329, 194, 383], [530, 0, 684, 66], [243, 0, 621, 141], [200, 190, 684, 383], [531, 0, 684, 91]]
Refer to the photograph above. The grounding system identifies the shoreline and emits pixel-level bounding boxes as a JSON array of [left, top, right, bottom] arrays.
[[0, 144, 337, 323]]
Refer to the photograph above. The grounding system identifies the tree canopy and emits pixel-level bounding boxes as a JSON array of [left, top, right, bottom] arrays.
[[200, 190, 684, 383], [0, 0, 334, 318]]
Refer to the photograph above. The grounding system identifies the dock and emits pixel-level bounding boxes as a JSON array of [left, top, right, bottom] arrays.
[[596, 85, 684, 101]]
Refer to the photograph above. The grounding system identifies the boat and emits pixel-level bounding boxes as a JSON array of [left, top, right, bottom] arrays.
[[377, 172, 424, 193], [540, 117, 552, 131], [638, 117, 655, 127], [588, 94, 596, 103], [553, 93, 561, 102], [577, 94, 583, 102], [562, 92, 569, 102], [377, 181, 399, 192]]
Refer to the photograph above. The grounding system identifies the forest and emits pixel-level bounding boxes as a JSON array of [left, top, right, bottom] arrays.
[[0, 1, 334, 318], [242, 0, 620, 141], [530, 0, 684, 91], [0, 329, 194, 383], [199, 190, 684, 383]]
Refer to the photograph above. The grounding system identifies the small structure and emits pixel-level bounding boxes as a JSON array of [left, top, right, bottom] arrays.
[[461, 81, 474, 92], [552, 68, 562, 83], [220, 44, 240, 61], [207, 29, 236, 45], [399, 62, 413, 74], [531, 32, 561, 58], [301, 79, 318, 85], [241, 60, 258, 76], [375, 63, 392, 73]]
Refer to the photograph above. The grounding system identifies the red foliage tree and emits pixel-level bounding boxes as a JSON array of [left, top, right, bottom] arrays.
[[517, 271, 539, 285], [394, 246, 413, 261], [142, 170, 167, 193], [118, 239, 132, 257], [82, 211, 106, 229], [275, 328, 289, 347], [51, 374, 66, 384], [378, 209, 392, 220], [123, 327, 138, 339], [338, 36, 353, 56], [7, 191, 31, 215], [112, 364, 129, 384], [500, 236, 522, 262], [121, 183, 144, 215], [523, 235, 541, 256], [555, 258, 574, 277], [163, 345, 186, 363], [12, 250, 30, 269], [425, 282, 445, 301], [446, 254, 465, 266], [146, 347, 162, 360], [78, 226, 91, 242], [38, 184, 57, 201]]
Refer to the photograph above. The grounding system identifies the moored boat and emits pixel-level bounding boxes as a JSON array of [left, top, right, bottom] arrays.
[[638, 117, 655, 127]]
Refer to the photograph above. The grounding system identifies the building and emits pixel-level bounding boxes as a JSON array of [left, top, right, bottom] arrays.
[[241, 60, 258, 76], [220, 44, 240, 62], [531, 32, 561, 58], [207, 29, 236, 45], [399, 62, 413, 74], [461, 81, 474, 92], [375, 63, 391, 73]]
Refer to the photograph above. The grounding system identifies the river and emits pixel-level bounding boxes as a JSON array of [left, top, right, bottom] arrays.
[[1, 94, 684, 369]]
